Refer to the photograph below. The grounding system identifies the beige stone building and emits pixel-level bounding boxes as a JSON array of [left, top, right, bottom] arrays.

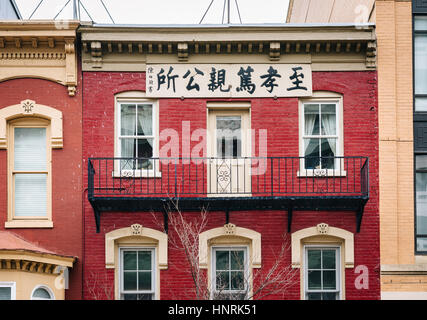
[[288, 0, 427, 299]]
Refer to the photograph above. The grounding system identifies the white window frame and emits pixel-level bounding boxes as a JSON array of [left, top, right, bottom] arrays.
[[31, 285, 55, 300], [119, 247, 156, 300], [303, 245, 341, 300], [0, 282, 16, 300], [298, 92, 345, 177], [114, 94, 160, 178], [211, 246, 250, 300]]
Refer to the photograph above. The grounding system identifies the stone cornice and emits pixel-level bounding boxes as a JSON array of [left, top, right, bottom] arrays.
[[0, 21, 79, 96], [79, 24, 376, 71]]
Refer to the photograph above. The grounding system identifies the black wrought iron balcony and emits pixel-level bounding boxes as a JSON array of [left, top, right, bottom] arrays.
[[88, 156, 369, 233]]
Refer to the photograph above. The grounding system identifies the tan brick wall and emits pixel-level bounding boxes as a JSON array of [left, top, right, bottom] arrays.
[[377, 0, 414, 265], [382, 275, 427, 292]]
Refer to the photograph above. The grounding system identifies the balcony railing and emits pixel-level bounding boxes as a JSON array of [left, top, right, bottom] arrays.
[[87, 156, 369, 233], [88, 156, 369, 198]]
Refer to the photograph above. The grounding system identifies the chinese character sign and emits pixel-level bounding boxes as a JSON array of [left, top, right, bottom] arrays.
[[146, 64, 312, 98]]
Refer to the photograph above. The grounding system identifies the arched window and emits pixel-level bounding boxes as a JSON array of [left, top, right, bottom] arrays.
[[31, 286, 54, 300]]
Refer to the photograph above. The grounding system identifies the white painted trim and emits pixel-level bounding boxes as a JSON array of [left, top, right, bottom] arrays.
[[114, 92, 160, 176], [0, 282, 16, 300], [303, 246, 342, 300], [119, 247, 157, 300], [298, 92, 344, 171]]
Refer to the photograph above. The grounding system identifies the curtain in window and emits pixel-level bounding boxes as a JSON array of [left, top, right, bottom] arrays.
[[320, 107, 336, 156], [304, 112, 317, 157]]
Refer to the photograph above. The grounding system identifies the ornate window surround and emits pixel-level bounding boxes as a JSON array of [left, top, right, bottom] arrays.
[[291, 223, 354, 269], [0, 100, 63, 149], [199, 224, 261, 269]]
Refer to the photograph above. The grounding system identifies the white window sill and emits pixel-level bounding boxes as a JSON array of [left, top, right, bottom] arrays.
[[112, 170, 162, 178], [297, 169, 347, 177], [5, 220, 53, 229]]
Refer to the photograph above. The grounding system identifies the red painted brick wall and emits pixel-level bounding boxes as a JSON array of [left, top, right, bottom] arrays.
[[0, 78, 83, 300], [82, 71, 379, 300]]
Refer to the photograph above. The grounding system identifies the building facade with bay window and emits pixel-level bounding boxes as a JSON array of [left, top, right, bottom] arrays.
[[81, 23, 379, 300]]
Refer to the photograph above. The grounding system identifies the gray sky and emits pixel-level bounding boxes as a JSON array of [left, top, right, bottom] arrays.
[[15, 0, 290, 25]]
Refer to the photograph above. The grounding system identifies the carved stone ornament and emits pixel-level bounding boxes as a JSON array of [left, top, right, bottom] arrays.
[[130, 224, 143, 235], [21, 99, 35, 115], [224, 223, 236, 235], [317, 223, 329, 235]]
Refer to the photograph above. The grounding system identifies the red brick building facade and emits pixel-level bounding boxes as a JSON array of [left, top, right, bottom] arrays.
[[81, 24, 379, 300], [0, 22, 82, 300]]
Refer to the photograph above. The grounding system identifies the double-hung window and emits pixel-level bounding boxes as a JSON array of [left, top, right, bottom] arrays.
[[0, 282, 16, 300], [117, 100, 157, 173], [302, 102, 340, 171], [8, 118, 50, 223], [120, 248, 156, 300], [212, 247, 248, 300], [304, 247, 341, 300]]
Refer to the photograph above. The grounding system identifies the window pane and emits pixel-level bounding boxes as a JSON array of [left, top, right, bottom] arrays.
[[321, 138, 336, 169], [121, 104, 136, 136], [14, 128, 46, 171], [230, 271, 244, 290], [0, 287, 11, 300], [123, 251, 137, 270], [216, 116, 242, 158], [415, 16, 427, 31], [216, 271, 230, 290], [304, 138, 320, 169], [415, 35, 427, 95], [323, 271, 337, 290], [415, 98, 427, 112], [230, 251, 244, 270], [138, 251, 151, 271], [307, 250, 321, 269], [306, 292, 321, 300], [121, 138, 136, 158], [416, 172, 427, 234], [123, 272, 137, 291], [416, 155, 427, 170], [417, 238, 427, 252], [137, 104, 153, 136], [307, 270, 321, 290], [32, 288, 51, 299], [304, 104, 320, 135], [216, 251, 229, 270], [138, 271, 152, 291], [322, 292, 337, 300], [14, 174, 47, 217], [123, 294, 153, 300], [137, 138, 154, 159], [322, 250, 336, 269], [321, 104, 336, 135]]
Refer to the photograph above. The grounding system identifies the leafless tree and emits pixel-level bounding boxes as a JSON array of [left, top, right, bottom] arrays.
[[85, 270, 114, 300], [153, 199, 298, 300]]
